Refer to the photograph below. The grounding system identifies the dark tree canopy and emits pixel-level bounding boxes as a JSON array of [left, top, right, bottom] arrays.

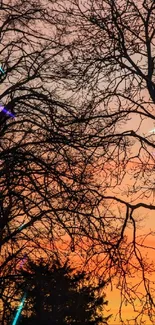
[[11, 258, 111, 325]]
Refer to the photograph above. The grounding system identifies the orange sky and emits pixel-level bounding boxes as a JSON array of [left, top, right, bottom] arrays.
[[1, 9, 155, 323]]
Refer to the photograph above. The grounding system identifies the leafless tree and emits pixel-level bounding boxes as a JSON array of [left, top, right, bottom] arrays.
[[0, 1, 102, 323], [2, 0, 155, 324], [41, 0, 155, 324]]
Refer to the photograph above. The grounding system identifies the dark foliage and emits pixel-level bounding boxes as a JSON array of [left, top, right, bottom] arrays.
[[12, 258, 112, 325]]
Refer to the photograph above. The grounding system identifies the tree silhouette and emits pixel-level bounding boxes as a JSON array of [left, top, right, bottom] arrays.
[[2, 0, 155, 324], [46, 0, 155, 323], [0, 0, 97, 288], [11, 258, 112, 325], [0, 0, 101, 322]]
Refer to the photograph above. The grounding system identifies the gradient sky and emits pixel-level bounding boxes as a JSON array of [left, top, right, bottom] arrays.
[[2, 2, 155, 323]]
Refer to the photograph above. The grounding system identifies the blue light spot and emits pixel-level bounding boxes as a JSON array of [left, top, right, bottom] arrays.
[[0, 66, 4, 74], [12, 293, 27, 325]]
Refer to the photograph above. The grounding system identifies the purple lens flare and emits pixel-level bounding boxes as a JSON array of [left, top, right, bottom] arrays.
[[0, 105, 15, 118], [19, 254, 27, 268]]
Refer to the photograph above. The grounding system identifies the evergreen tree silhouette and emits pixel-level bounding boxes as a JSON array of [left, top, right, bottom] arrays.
[[15, 258, 112, 325]]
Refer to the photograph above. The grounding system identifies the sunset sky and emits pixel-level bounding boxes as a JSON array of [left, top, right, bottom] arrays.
[[1, 1, 155, 324]]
